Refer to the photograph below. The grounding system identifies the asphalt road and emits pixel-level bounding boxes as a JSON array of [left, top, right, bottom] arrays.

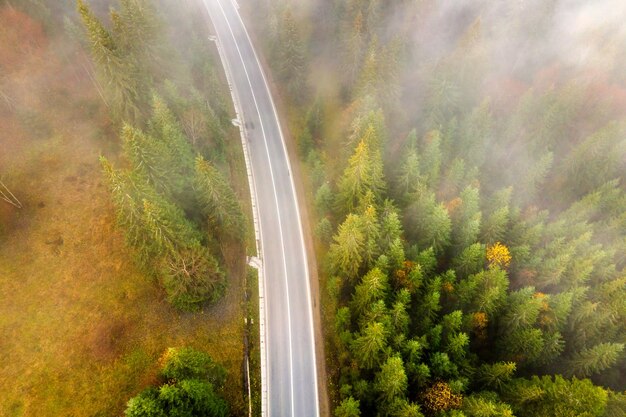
[[202, 1, 320, 416]]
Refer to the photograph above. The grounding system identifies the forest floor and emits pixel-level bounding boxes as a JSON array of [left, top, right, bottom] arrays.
[[0, 7, 246, 417]]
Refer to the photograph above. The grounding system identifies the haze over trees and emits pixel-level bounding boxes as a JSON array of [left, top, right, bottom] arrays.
[[1, 0, 251, 414], [78, 0, 245, 312], [254, 0, 626, 416]]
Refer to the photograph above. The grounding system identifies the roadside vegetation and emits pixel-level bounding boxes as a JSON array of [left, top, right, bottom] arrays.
[[250, 0, 626, 416], [0, 0, 254, 415]]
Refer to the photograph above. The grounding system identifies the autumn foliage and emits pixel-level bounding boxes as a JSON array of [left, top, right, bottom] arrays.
[[421, 381, 462, 413], [486, 242, 511, 269]]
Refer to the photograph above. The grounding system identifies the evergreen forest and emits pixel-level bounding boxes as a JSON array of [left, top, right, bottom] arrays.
[[253, 0, 626, 416], [77, 0, 245, 312], [2, 0, 625, 415]]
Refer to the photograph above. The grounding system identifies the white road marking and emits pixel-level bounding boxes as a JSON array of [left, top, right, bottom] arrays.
[[229, 3, 320, 416], [210, 0, 298, 415]]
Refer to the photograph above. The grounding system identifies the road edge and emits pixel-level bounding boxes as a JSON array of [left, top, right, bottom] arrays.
[[237, 4, 331, 417], [206, 17, 269, 417]]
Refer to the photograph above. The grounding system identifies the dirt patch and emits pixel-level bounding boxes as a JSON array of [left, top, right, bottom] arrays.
[[86, 317, 132, 361]]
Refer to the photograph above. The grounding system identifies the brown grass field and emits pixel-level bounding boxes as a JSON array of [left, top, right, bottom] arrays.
[[0, 7, 247, 416]]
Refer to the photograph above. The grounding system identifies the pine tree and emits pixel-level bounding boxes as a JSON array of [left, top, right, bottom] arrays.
[[450, 185, 482, 253], [420, 130, 443, 189], [161, 246, 225, 311], [457, 267, 509, 316], [374, 356, 408, 403], [504, 375, 608, 417], [355, 39, 380, 100], [194, 156, 245, 241], [351, 321, 387, 370], [101, 156, 194, 266], [386, 398, 424, 417], [121, 123, 183, 198], [351, 267, 389, 317], [476, 362, 516, 390], [315, 217, 334, 244], [453, 243, 486, 279], [77, 0, 148, 123], [390, 288, 411, 336], [457, 101, 493, 169], [561, 122, 626, 199], [361, 204, 382, 266], [315, 183, 334, 215], [340, 7, 364, 89], [461, 392, 514, 417], [446, 332, 470, 362], [335, 397, 361, 417], [378, 201, 403, 253], [149, 95, 195, 175], [498, 328, 544, 365], [605, 391, 626, 417], [403, 185, 452, 254], [566, 343, 625, 378], [481, 187, 512, 244], [140, 198, 201, 256], [114, 0, 162, 70], [337, 139, 385, 213], [328, 214, 365, 280], [274, 7, 307, 99], [415, 276, 442, 330], [396, 146, 420, 197]]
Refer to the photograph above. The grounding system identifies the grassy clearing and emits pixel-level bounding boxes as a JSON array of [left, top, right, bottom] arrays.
[[0, 7, 247, 417]]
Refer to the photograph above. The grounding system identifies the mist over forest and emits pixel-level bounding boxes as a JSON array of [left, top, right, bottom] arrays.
[[252, 0, 626, 415], [1, 0, 625, 416]]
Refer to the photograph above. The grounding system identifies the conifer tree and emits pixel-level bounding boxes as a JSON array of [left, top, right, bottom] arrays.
[[77, 0, 148, 123], [390, 289, 411, 337], [403, 185, 451, 254], [114, 0, 162, 69], [274, 7, 307, 99], [162, 245, 225, 311], [194, 156, 245, 241], [328, 214, 366, 280], [337, 139, 385, 213], [566, 343, 625, 378], [335, 397, 361, 417], [355, 39, 380, 100], [450, 185, 482, 254], [457, 267, 508, 316], [396, 146, 420, 197], [351, 267, 389, 317], [420, 130, 443, 189], [374, 356, 408, 403], [505, 375, 608, 417], [461, 392, 514, 417], [476, 362, 516, 390], [343, 10, 365, 88], [481, 187, 512, 244], [351, 321, 387, 370], [149, 95, 195, 175], [122, 123, 182, 198], [453, 243, 486, 279]]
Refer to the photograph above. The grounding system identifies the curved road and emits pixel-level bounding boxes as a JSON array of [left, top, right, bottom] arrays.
[[202, 0, 320, 416]]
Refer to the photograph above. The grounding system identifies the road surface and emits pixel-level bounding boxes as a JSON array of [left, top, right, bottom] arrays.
[[202, 0, 320, 416]]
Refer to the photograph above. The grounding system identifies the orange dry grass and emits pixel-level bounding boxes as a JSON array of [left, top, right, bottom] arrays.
[[0, 8, 245, 417]]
